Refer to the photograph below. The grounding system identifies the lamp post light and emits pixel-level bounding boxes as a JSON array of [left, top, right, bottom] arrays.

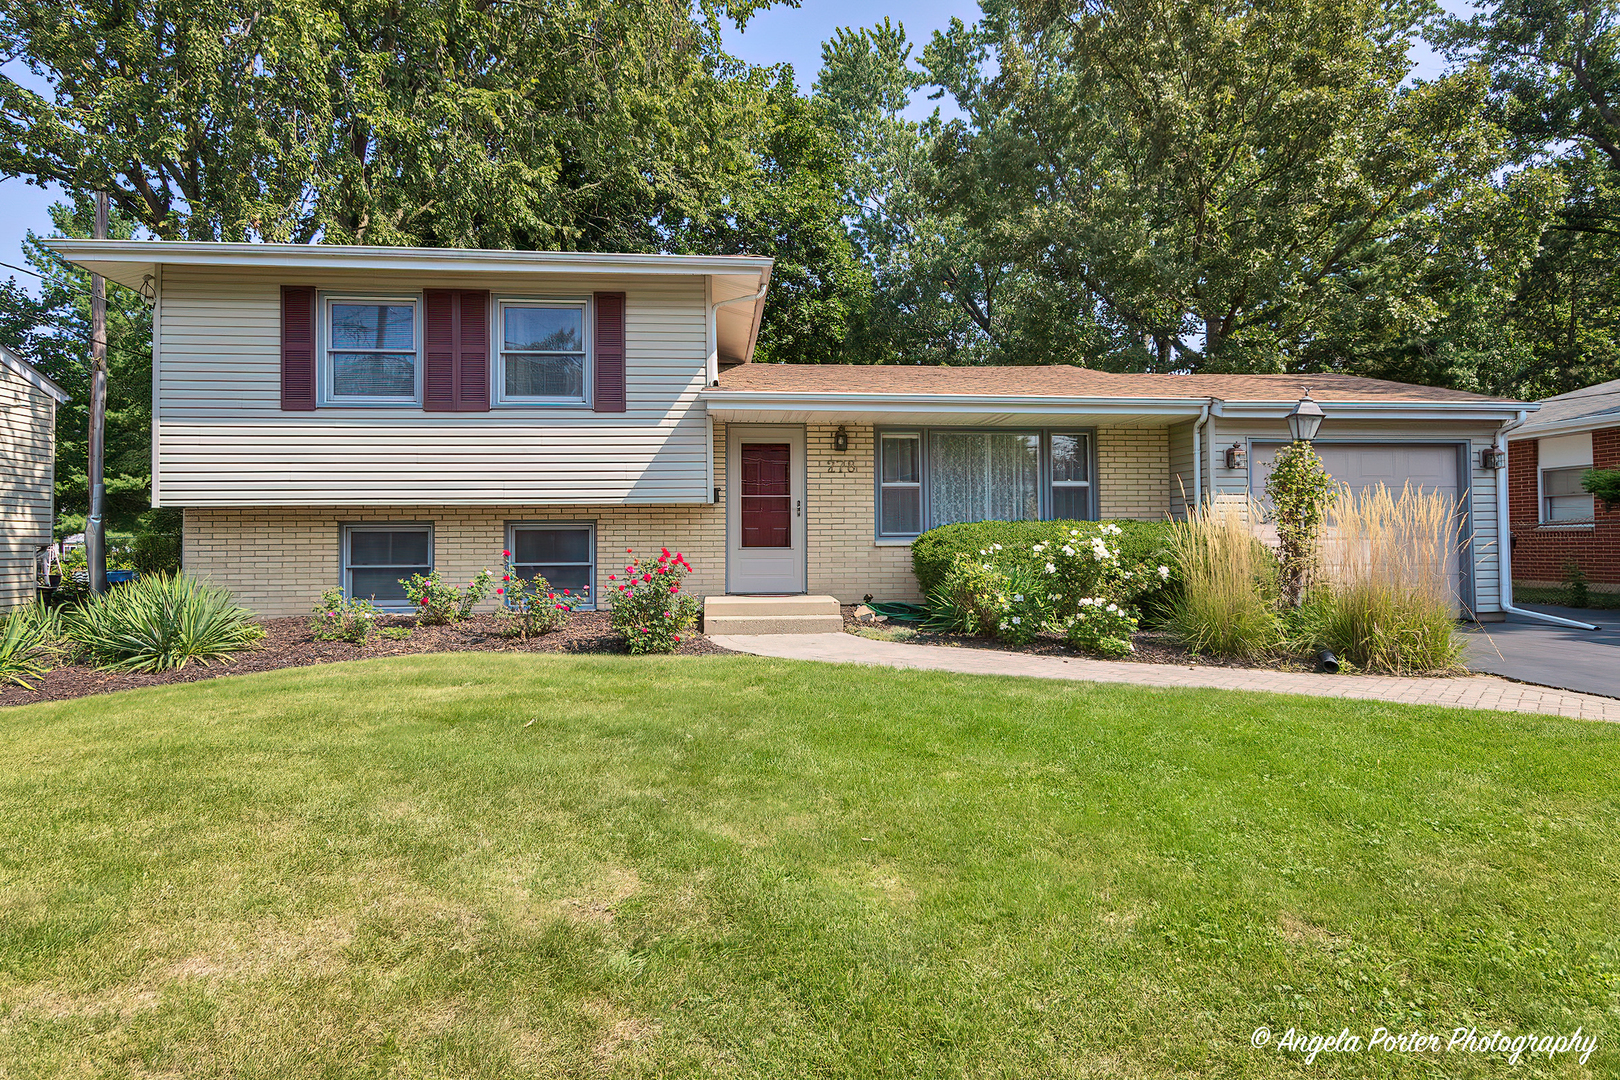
[[1287, 389, 1325, 443]]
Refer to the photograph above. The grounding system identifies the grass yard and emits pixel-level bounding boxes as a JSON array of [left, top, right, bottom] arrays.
[[1, 655, 1617, 1077]]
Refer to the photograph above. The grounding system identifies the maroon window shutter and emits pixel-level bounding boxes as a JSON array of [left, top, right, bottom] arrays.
[[280, 285, 317, 410], [456, 290, 490, 411], [594, 291, 626, 413], [423, 289, 455, 411]]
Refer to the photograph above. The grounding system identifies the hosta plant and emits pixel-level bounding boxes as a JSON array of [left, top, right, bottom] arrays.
[[400, 569, 493, 625], [607, 547, 699, 654], [494, 549, 586, 640]]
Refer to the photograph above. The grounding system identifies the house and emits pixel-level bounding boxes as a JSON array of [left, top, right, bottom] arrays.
[[1505, 378, 1620, 596], [47, 240, 1529, 625], [0, 343, 69, 611]]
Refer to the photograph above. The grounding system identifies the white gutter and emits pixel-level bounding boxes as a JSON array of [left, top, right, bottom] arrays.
[[701, 390, 1210, 416], [1494, 412, 1599, 630], [1501, 410, 1620, 441], [1192, 399, 1212, 509], [706, 281, 769, 386]]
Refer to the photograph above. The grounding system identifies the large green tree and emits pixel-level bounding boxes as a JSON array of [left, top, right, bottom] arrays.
[[916, 0, 1520, 371]]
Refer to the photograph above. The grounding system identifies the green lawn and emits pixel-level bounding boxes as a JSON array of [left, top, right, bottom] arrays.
[[1, 655, 1616, 1078]]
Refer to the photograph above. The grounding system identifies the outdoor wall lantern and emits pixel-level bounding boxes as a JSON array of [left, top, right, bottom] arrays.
[[1225, 443, 1248, 470], [1287, 390, 1325, 442], [833, 425, 849, 452], [1481, 447, 1506, 470]]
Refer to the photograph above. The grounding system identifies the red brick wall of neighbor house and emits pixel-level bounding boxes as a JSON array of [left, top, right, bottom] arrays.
[[1509, 426, 1620, 588]]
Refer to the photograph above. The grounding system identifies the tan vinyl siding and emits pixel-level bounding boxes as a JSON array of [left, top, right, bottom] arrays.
[[0, 362, 57, 610], [1209, 416, 1504, 613], [1167, 420, 1196, 518], [156, 266, 712, 506]]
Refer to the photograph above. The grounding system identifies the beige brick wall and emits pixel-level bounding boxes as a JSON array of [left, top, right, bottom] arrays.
[[1097, 426, 1171, 520], [184, 421, 1178, 617]]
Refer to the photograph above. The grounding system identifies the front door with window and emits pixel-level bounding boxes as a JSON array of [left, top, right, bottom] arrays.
[[727, 424, 807, 594]]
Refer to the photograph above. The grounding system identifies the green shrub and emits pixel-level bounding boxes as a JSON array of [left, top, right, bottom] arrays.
[[1166, 503, 1281, 659], [924, 554, 1012, 637], [913, 519, 1174, 593], [310, 587, 383, 643], [607, 548, 699, 654], [0, 610, 51, 688], [495, 551, 584, 640], [1057, 599, 1138, 658], [61, 574, 266, 672], [1562, 560, 1591, 609]]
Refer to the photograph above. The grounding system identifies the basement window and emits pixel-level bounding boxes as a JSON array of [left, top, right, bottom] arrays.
[[343, 525, 432, 610], [507, 524, 595, 608]]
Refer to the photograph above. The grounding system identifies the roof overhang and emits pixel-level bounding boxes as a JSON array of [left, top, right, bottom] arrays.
[[45, 239, 775, 365], [701, 390, 1531, 427], [1505, 411, 1620, 441], [0, 343, 69, 403]]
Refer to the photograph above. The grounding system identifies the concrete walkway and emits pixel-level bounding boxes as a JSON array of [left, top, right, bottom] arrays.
[[708, 633, 1620, 723]]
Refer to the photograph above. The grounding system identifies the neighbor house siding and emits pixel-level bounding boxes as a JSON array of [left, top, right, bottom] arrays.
[[1508, 427, 1620, 591], [0, 362, 56, 610], [1209, 416, 1506, 614], [156, 266, 712, 507]]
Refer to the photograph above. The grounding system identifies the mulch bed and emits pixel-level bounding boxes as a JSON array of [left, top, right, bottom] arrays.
[[0, 611, 728, 708], [840, 605, 1320, 672]]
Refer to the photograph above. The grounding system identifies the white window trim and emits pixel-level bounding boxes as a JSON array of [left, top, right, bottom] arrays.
[[342, 523, 434, 611], [1049, 430, 1095, 518], [505, 521, 597, 609], [877, 432, 923, 539], [1539, 463, 1595, 525], [493, 295, 593, 407], [319, 293, 424, 407]]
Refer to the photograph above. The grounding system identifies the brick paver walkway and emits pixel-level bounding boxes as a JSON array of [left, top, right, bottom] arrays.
[[708, 633, 1620, 722]]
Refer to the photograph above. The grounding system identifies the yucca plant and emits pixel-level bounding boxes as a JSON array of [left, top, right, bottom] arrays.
[[1316, 483, 1464, 674], [61, 574, 265, 673], [0, 611, 50, 688], [1166, 499, 1281, 659]]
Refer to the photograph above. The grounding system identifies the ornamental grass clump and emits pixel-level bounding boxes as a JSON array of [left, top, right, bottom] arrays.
[[494, 549, 586, 640], [607, 547, 699, 654], [1166, 499, 1281, 660], [1316, 483, 1463, 674], [400, 569, 493, 625], [60, 574, 265, 673]]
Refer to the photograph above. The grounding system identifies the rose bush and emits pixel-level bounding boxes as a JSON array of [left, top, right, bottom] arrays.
[[310, 587, 383, 644], [400, 569, 493, 625], [607, 547, 699, 654], [493, 549, 585, 639]]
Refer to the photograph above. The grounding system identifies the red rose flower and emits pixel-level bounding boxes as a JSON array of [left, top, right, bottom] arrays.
[[502, 549, 510, 557], [495, 587, 504, 595]]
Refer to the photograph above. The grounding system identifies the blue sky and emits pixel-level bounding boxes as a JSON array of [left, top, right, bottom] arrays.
[[0, 0, 1460, 282]]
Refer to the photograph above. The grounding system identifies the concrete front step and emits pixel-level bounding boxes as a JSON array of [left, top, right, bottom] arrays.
[[702, 594, 843, 635]]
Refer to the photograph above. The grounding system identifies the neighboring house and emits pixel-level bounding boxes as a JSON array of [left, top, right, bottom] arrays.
[[48, 240, 1529, 622], [0, 343, 69, 611], [1505, 378, 1620, 594]]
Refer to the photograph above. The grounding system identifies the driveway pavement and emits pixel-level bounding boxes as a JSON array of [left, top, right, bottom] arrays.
[[710, 633, 1620, 722], [1463, 605, 1620, 700]]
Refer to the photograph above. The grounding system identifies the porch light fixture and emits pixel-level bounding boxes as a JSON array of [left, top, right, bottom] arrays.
[[1225, 442, 1247, 470], [833, 425, 849, 452], [137, 273, 157, 307], [1287, 389, 1325, 443], [1480, 447, 1506, 470]]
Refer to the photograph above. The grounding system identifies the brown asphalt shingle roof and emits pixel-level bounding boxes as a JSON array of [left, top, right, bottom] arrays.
[[713, 364, 1517, 404]]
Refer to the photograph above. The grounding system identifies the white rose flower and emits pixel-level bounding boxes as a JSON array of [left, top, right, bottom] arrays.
[[1011, 616, 1021, 625], [1157, 565, 1170, 580], [1013, 594, 1024, 602], [1045, 562, 1056, 573]]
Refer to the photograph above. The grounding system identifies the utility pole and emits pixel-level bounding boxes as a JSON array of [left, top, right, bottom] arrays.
[[86, 192, 109, 595]]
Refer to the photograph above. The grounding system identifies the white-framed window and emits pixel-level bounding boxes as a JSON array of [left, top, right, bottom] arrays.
[[1049, 431, 1094, 520], [878, 433, 922, 537], [343, 525, 432, 610], [1539, 432, 1595, 523], [507, 523, 595, 608], [496, 298, 590, 405], [323, 296, 421, 405], [876, 428, 1096, 539]]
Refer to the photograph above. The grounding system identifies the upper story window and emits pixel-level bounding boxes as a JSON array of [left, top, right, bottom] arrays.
[[497, 299, 590, 405], [325, 297, 420, 404], [877, 429, 1095, 539], [1539, 432, 1595, 523]]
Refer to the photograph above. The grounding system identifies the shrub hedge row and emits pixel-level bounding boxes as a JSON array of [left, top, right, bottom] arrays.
[[911, 519, 1177, 596]]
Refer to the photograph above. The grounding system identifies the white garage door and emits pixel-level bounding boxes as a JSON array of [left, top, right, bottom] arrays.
[[1249, 442, 1460, 506], [1249, 441, 1467, 609]]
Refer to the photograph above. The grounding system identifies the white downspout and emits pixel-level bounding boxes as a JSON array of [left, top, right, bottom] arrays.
[[705, 280, 770, 386], [1191, 400, 1212, 512], [1494, 413, 1599, 630]]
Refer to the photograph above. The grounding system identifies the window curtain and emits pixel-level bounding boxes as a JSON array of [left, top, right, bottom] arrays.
[[929, 432, 1040, 527]]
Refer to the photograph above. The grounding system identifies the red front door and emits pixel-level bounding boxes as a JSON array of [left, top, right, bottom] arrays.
[[740, 443, 792, 548]]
